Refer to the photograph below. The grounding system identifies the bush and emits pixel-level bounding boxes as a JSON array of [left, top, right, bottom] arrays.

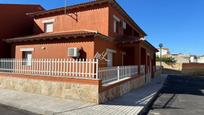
[[156, 56, 176, 65]]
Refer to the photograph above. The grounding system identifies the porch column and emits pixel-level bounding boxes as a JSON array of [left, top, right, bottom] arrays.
[[134, 43, 141, 75]]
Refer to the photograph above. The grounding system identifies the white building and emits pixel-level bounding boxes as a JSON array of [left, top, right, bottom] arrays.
[[156, 48, 169, 57], [197, 56, 204, 63], [189, 55, 197, 63]]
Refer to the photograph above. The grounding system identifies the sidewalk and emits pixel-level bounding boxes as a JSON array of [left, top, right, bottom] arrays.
[[0, 75, 166, 115]]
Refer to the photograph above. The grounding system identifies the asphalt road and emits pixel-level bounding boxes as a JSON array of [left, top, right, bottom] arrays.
[[0, 104, 38, 115], [147, 75, 204, 115]]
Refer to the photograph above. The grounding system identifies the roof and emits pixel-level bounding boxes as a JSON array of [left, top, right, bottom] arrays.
[[0, 4, 44, 11], [27, 0, 146, 36], [143, 40, 159, 52], [0, 4, 41, 6], [115, 36, 140, 44], [157, 48, 169, 50], [116, 37, 158, 52], [4, 30, 109, 43]]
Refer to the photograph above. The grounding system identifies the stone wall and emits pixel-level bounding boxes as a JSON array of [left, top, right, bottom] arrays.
[[99, 76, 145, 103], [0, 73, 100, 103], [156, 61, 182, 71], [0, 73, 152, 104], [182, 63, 204, 76]]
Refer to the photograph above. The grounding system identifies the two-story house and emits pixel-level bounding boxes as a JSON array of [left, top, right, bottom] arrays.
[[5, 0, 157, 77], [0, 4, 44, 58]]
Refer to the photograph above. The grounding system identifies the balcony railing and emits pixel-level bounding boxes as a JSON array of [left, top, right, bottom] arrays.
[[99, 66, 138, 84]]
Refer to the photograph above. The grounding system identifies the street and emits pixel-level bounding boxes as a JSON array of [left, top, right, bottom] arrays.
[[147, 75, 204, 115], [0, 104, 37, 115]]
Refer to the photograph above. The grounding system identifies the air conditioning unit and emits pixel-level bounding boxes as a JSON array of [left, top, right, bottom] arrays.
[[68, 48, 80, 57]]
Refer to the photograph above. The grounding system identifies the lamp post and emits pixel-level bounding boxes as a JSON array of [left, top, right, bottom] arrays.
[[64, 0, 67, 14], [159, 43, 163, 68]]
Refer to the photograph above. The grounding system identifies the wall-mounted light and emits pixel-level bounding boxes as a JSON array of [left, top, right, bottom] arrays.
[[41, 47, 46, 50]]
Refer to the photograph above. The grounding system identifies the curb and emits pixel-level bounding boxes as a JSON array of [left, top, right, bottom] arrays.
[[138, 89, 161, 115], [138, 76, 167, 115]]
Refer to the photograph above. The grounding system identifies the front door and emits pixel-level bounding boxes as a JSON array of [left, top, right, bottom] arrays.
[[27, 52, 32, 66], [107, 52, 113, 67]]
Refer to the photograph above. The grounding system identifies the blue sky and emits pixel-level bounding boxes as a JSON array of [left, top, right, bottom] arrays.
[[1, 0, 204, 55]]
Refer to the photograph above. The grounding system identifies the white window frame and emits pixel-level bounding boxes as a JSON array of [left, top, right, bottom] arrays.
[[113, 15, 120, 33], [122, 21, 126, 29], [44, 22, 54, 33], [20, 48, 34, 66], [22, 51, 32, 66], [20, 48, 34, 52], [42, 19, 55, 23]]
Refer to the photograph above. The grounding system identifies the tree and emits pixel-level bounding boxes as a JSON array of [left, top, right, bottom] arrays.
[[156, 56, 177, 65]]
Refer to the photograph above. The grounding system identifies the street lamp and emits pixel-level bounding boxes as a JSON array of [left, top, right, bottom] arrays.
[[159, 43, 163, 67]]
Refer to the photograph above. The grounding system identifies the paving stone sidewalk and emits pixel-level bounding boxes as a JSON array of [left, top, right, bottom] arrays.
[[0, 75, 166, 115]]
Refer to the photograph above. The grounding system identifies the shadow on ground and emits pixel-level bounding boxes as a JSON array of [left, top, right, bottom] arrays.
[[146, 75, 204, 115], [162, 68, 182, 75]]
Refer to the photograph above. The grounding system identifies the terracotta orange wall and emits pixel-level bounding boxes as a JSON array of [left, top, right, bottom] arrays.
[[94, 37, 123, 67], [34, 5, 109, 36], [14, 39, 95, 59], [108, 5, 142, 38]]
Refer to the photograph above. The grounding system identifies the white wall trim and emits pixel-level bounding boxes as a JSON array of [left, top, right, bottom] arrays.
[[20, 48, 34, 52], [122, 21, 126, 29], [42, 19, 55, 23], [106, 48, 116, 53], [113, 15, 120, 22]]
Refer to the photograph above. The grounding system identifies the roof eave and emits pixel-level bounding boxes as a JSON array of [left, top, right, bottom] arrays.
[[27, 0, 147, 36], [3, 32, 110, 43], [27, 0, 109, 17], [109, 0, 147, 36], [142, 40, 159, 52]]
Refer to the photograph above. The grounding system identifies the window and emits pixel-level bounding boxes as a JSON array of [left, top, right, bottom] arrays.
[[22, 51, 32, 66], [122, 21, 126, 29], [113, 15, 120, 33], [44, 22, 53, 33]]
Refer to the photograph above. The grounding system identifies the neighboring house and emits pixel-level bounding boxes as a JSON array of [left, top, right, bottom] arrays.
[[0, 4, 44, 58], [156, 48, 169, 57], [171, 54, 190, 63], [190, 55, 198, 63], [197, 55, 204, 63], [5, 0, 157, 74]]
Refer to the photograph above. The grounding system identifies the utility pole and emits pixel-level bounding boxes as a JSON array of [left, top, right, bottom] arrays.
[[159, 43, 163, 68]]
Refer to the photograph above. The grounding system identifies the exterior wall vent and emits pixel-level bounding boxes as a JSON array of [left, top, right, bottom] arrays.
[[68, 48, 80, 57]]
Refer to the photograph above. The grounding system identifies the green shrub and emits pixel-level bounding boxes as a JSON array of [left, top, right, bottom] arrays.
[[156, 56, 176, 65]]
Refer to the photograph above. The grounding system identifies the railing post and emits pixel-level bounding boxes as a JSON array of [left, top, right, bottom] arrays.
[[96, 59, 99, 79], [117, 66, 120, 80]]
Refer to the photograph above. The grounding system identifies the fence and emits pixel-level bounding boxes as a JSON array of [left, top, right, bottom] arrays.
[[0, 58, 145, 84], [0, 58, 98, 79], [99, 66, 138, 84]]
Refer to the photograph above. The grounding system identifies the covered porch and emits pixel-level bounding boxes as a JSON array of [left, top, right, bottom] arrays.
[[118, 40, 158, 79]]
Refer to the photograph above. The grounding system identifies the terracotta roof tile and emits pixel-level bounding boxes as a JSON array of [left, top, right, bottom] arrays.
[[4, 31, 100, 43]]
